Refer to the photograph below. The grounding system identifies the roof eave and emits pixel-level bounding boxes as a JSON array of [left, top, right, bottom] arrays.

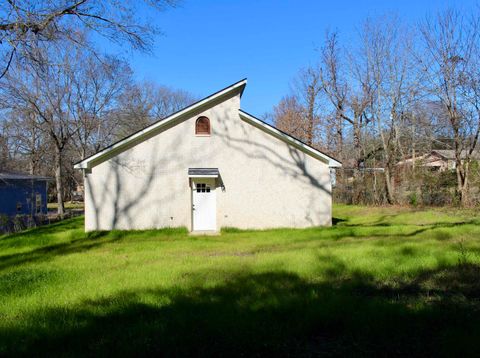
[[74, 162, 88, 169], [238, 110, 342, 168]]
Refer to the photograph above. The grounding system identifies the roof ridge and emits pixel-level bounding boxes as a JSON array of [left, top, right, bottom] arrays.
[[75, 79, 247, 169]]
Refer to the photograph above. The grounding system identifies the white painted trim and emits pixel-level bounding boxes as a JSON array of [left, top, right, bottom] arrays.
[[74, 79, 247, 169], [238, 110, 342, 168]]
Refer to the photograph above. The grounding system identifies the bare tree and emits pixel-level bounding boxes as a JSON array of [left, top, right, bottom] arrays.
[[419, 8, 480, 205], [269, 65, 325, 150], [358, 16, 417, 204], [1, 41, 91, 215], [319, 30, 348, 161], [291, 66, 322, 146], [0, 0, 178, 78], [70, 54, 132, 160], [112, 82, 197, 139], [266, 9, 480, 206], [153, 85, 197, 119], [272, 95, 309, 142], [315, 29, 376, 205], [4, 108, 49, 174], [0, 120, 12, 169], [319, 30, 374, 171]]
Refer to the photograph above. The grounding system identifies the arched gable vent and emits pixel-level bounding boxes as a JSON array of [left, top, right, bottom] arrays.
[[195, 116, 211, 135]]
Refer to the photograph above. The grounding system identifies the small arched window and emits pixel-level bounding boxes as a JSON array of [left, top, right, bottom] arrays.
[[195, 116, 210, 135]]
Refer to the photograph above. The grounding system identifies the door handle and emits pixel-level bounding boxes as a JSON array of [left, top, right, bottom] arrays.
[[192, 204, 195, 211]]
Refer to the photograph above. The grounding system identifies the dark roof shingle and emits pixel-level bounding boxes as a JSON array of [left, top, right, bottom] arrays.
[[188, 168, 219, 176], [0, 171, 51, 181]]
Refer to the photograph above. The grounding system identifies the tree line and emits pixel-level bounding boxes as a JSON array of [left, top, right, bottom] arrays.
[[268, 9, 480, 206], [1, 2, 479, 212]]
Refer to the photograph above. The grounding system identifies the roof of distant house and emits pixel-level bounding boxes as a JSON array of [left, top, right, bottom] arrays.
[[432, 150, 480, 160], [397, 149, 480, 166], [0, 171, 52, 181]]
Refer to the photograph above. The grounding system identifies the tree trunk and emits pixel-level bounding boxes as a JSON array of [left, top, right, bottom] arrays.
[[335, 109, 344, 161], [453, 126, 470, 206], [384, 164, 395, 204], [28, 159, 35, 175], [461, 172, 468, 206], [306, 98, 314, 146], [353, 121, 361, 169], [456, 161, 469, 206], [304, 82, 318, 146], [350, 120, 363, 204], [55, 146, 65, 216], [28, 127, 36, 175]]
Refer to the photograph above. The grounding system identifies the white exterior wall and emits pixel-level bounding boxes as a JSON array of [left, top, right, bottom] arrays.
[[84, 92, 332, 231]]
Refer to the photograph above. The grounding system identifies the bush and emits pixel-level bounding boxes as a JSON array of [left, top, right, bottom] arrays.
[[408, 192, 418, 207], [334, 165, 479, 207]]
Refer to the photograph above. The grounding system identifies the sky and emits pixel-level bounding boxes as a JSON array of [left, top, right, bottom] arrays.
[[106, 0, 477, 117]]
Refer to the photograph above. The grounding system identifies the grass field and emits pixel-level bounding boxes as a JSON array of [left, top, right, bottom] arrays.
[[1, 205, 480, 356], [47, 201, 84, 210]]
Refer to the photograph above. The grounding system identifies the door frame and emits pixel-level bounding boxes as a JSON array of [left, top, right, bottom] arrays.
[[190, 177, 217, 232]]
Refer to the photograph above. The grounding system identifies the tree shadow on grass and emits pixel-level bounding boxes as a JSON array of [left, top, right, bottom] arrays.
[[332, 217, 347, 225], [0, 231, 115, 271], [2, 264, 480, 357], [0, 216, 85, 243], [0, 221, 188, 272]]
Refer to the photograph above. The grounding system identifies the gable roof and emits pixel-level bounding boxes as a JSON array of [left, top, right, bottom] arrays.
[[74, 79, 247, 169], [74, 79, 342, 170], [397, 149, 480, 166], [432, 149, 480, 160]]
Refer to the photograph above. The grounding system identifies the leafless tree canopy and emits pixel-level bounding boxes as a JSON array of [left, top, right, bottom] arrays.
[[270, 8, 480, 206], [0, 0, 178, 78], [0, 0, 191, 215], [273, 95, 310, 143], [2, 4, 480, 213], [111, 82, 197, 139], [0, 42, 195, 215]]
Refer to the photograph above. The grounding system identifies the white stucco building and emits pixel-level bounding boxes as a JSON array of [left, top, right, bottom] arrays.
[[74, 79, 341, 232]]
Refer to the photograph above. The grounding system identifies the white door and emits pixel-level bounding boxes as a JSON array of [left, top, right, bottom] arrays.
[[192, 179, 216, 231]]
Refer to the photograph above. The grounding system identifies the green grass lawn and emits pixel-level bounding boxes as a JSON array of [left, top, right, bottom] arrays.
[[1, 205, 480, 356]]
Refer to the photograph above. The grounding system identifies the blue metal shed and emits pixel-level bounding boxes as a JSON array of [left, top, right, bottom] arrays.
[[0, 172, 51, 216]]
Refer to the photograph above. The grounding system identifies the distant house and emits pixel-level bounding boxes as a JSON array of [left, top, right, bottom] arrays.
[[72, 184, 84, 202], [396, 150, 480, 171], [0, 172, 50, 216], [331, 157, 385, 185]]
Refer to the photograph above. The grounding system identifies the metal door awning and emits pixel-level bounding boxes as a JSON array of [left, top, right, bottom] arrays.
[[188, 168, 219, 178]]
